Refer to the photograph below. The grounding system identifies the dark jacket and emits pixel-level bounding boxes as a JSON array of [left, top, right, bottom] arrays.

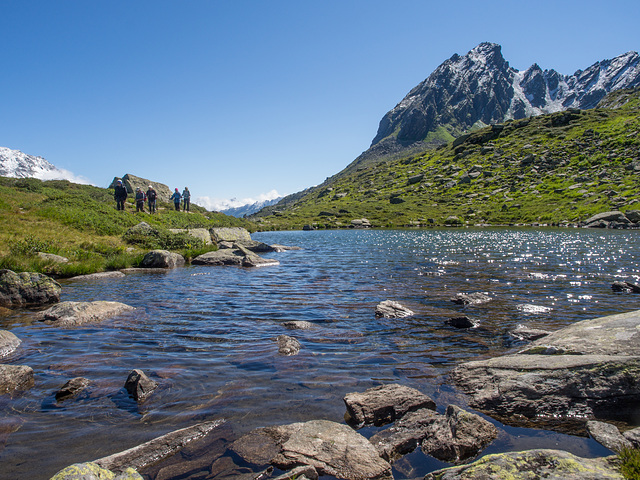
[[114, 185, 128, 200]]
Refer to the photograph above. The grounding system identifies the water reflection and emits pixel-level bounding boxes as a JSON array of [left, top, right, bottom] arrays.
[[0, 228, 639, 479]]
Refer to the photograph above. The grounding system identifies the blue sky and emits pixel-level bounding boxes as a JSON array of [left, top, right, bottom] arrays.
[[1, 1, 639, 209]]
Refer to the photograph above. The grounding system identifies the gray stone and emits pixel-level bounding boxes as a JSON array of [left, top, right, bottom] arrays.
[[232, 420, 392, 480], [140, 250, 185, 268], [451, 310, 640, 424], [36, 301, 135, 327], [0, 330, 21, 358], [511, 324, 551, 341], [37, 252, 69, 263], [374, 300, 414, 319], [584, 211, 630, 227], [50, 462, 143, 480], [271, 244, 303, 252], [351, 218, 372, 228], [0, 269, 61, 308], [445, 316, 477, 329], [420, 405, 498, 464], [276, 335, 301, 356], [451, 292, 492, 305], [586, 420, 633, 452], [344, 384, 436, 427], [0, 364, 34, 395], [210, 227, 252, 243], [623, 426, 640, 448], [124, 369, 157, 402], [272, 465, 318, 480], [168, 228, 212, 245], [93, 419, 225, 473], [192, 248, 279, 268], [55, 377, 91, 402], [125, 222, 158, 237], [423, 449, 623, 480], [282, 321, 314, 330], [69, 271, 126, 281], [110, 173, 172, 200]]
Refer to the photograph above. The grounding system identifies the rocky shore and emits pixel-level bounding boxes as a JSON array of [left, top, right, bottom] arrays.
[[1, 227, 639, 479]]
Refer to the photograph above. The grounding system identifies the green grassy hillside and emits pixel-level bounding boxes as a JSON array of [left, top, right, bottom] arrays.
[[0, 177, 254, 276], [252, 89, 640, 230]]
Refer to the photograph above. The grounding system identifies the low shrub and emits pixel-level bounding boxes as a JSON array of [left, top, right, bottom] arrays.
[[8, 235, 58, 256], [620, 447, 640, 480]]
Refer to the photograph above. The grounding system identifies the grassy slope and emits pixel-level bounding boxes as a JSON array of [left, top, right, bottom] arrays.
[[0, 177, 254, 276], [252, 91, 640, 230]]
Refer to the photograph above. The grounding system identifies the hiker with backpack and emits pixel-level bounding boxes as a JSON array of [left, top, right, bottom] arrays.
[[135, 187, 146, 212], [114, 179, 128, 211], [146, 185, 157, 213], [182, 187, 191, 212], [170, 188, 181, 211]]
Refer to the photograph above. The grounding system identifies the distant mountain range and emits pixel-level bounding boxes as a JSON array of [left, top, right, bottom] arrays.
[[220, 197, 282, 217], [1, 147, 67, 180]]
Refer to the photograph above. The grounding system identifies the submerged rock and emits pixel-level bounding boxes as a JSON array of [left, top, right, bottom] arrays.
[[282, 321, 314, 330], [0, 330, 21, 358], [55, 377, 91, 402], [276, 335, 301, 356], [0, 269, 61, 308], [374, 300, 414, 319], [423, 449, 623, 480], [0, 364, 34, 395], [69, 271, 126, 281], [344, 384, 435, 427], [451, 309, 640, 425], [124, 369, 157, 402], [445, 316, 477, 329], [36, 301, 135, 327], [450, 292, 492, 305]]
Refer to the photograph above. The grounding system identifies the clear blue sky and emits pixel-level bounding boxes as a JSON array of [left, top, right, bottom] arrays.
[[1, 1, 638, 209]]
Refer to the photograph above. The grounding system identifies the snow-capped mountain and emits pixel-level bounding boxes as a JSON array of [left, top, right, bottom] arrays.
[[220, 197, 282, 217], [355, 42, 640, 168], [0, 147, 90, 184]]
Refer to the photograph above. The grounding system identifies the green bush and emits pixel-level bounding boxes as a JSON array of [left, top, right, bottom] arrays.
[[620, 447, 640, 480], [8, 235, 57, 256]]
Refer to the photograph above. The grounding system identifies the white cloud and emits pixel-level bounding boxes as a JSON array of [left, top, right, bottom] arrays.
[[34, 168, 95, 185], [195, 189, 281, 211]]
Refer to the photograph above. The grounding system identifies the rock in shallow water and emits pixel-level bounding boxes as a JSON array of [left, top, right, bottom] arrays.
[[0, 269, 61, 308], [36, 301, 135, 327], [0, 330, 21, 358], [374, 300, 414, 319]]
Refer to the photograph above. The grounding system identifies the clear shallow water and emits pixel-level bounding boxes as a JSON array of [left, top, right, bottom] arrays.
[[1, 228, 640, 479]]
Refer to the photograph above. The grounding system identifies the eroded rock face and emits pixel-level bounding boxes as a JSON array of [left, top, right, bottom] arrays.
[[36, 301, 135, 327], [0, 269, 61, 308], [0, 330, 21, 358], [423, 449, 623, 480], [0, 364, 34, 395], [374, 301, 414, 319], [140, 250, 185, 269], [231, 420, 393, 480], [343, 384, 436, 427], [452, 309, 640, 424]]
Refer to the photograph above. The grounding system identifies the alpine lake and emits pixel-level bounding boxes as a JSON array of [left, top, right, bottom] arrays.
[[2, 227, 640, 479]]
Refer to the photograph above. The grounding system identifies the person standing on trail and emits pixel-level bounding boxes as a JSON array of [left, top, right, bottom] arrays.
[[114, 180, 128, 211], [182, 187, 191, 212], [146, 185, 157, 213], [170, 188, 181, 211], [135, 188, 146, 212]]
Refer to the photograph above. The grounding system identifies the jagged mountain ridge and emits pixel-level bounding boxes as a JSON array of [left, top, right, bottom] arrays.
[[0, 146, 62, 179], [220, 197, 282, 217], [351, 42, 640, 171]]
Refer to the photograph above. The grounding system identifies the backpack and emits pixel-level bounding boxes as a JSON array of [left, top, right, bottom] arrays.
[[148, 189, 157, 201]]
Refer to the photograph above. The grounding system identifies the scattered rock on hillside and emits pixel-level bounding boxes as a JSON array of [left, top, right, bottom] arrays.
[[343, 384, 436, 427], [37, 252, 68, 263], [423, 449, 623, 480], [375, 300, 414, 318], [36, 301, 135, 327], [0, 269, 61, 309], [125, 221, 158, 237], [0, 330, 21, 358], [140, 249, 185, 268], [351, 218, 372, 228], [0, 364, 34, 395]]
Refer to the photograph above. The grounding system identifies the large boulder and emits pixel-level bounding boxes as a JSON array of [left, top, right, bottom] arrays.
[[343, 384, 436, 427], [451, 309, 640, 424], [0, 269, 61, 308], [192, 248, 279, 268], [168, 228, 213, 245], [423, 449, 623, 480], [0, 364, 34, 395], [210, 227, 252, 243], [110, 173, 172, 200], [36, 301, 135, 327], [0, 330, 21, 358], [140, 250, 185, 268], [230, 420, 393, 480], [583, 211, 632, 228]]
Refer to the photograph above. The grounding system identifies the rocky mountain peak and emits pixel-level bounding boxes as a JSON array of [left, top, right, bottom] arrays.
[[350, 43, 640, 174]]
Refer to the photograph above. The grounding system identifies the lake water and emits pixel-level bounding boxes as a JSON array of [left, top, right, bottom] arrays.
[[1, 228, 640, 479]]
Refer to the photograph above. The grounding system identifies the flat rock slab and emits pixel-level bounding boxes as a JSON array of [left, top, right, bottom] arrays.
[[452, 309, 640, 423], [231, 419, 392, 480], [0, 330, 21, 358], [344, 384, 436, 427], [36, 301, 135, 327], [210, 227, 252, 243], [424, 449, 623, 480], [0, 364, 34, 395], [192, 249, 279, 268], [0, 269, 61, 308], [69, 271, 126, 281], [374, 300, 414, 319]]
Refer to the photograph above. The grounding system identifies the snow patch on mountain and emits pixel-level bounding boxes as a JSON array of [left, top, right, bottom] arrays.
[[0, 147, 92, 184], [196, 189, 282, 216]]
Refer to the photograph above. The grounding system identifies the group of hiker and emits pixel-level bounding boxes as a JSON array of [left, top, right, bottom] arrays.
[[113, 180, 191, 213]]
